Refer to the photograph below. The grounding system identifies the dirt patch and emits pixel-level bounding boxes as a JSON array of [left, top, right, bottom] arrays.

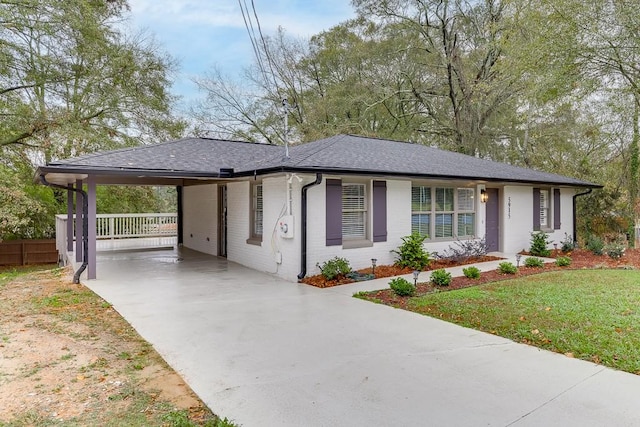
[[301, 255, 502, 288], [0, 266, 222, 425], [364, 249, 640, 308]]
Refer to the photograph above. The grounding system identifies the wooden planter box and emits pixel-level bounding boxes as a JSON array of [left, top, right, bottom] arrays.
[[0, 239, 58, 266]]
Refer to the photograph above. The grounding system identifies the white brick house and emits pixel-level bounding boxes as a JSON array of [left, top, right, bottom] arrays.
[[38, 134, 600, 282]]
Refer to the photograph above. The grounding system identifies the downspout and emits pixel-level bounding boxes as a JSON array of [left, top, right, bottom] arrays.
[[297, 173, 323, 280], [40, 175, 88, 284], [573, 188, 593, 247]]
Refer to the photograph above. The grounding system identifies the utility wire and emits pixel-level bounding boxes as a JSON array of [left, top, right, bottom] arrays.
[[238, 0, 270, 87]]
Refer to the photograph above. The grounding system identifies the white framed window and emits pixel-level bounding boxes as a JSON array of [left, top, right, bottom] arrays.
[[411, 186, 431, 237], [411, 185, 476, 239], [252, 184, 263, 238], [435, 188, 454, 238], [342, 183, 366, 240], [457, 188, 475, 237], [539, 189, 550, 229]]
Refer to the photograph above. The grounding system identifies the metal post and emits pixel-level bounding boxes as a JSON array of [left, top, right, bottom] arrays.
[[75, 179, 83, 263], [87, 177, 97, 280], [67, 184, 73, 252]]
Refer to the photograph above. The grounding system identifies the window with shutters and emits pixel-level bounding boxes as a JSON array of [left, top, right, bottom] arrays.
[[539, 189, 550, 229], [412, 185, 476, 239], [342, 183, 366, 240], [251, 183, 263, 239]]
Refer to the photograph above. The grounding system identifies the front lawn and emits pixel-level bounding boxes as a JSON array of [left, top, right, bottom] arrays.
[[370, 270, 640, 374]]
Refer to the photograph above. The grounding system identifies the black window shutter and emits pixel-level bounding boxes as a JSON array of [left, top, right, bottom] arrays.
[[553, 188, 561, 230], [372, 181, 387, 242], [326, 179, 342, 246], [533, 188, 541, 231]]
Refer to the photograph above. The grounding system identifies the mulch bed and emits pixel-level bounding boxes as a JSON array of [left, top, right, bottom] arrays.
[[366, 248, 640, 308], [300, 255, 502, 288]]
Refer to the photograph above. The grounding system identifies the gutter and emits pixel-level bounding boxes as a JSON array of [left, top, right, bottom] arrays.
[[297, 173, 323, 280], [40, 175, 88, 284], [573, 188, 593, 246]]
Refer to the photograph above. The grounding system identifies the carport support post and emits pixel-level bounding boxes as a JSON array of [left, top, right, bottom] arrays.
[[87, 176, 97, 280], [75, 179, 84, 263], [67, 184, 74, 252], [177, 185, 183, 245]]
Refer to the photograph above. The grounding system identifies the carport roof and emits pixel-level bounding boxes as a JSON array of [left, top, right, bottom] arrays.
[[38, 134, 601, 187]]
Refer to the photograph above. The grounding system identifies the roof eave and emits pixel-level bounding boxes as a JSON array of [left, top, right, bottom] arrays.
[[249, 166, 602, 188]]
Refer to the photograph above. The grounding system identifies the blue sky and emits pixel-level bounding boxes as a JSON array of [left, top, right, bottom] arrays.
[[126, 1, 355, 110]]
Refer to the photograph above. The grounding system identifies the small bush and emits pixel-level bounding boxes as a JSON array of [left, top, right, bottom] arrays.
[[555, 256, 572, 267], [389, 277, 415, 296], [498, 262, 517, 274], [392, 232, 431, 270], [524, 257, 544, 268], [585, 234, 604, 255], [462, 266, 481, 279], [317, 257, 351, 280], [604, 242, 625, 260], [529, 232, 551, 257], [438, 236, 488, 262], [561, 233, 575, 252], [430, 269, 452, 286]]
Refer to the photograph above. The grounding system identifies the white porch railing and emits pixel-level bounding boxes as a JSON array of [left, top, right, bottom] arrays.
[[55, 213, 178, 257]]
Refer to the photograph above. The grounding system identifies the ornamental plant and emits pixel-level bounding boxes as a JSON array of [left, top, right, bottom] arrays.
[[462, 266, 481, 279], [524, 257, 544, 268], [389, 277, 415, 296], [585, 234, 604, 255], [392, 232, 431, 270], [529, 232, 551, 257], [498, 262, 517, 274], [555, 256, 572, 267], [430, 269, 452, 286], [317, 257, 351, 280]]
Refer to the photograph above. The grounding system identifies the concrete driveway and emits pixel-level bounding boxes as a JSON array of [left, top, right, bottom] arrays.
[[85, 248, 640, 426]]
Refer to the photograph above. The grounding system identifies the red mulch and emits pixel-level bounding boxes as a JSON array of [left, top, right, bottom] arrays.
[[300, 255, 502, 288], [366, 248, 640, 308]]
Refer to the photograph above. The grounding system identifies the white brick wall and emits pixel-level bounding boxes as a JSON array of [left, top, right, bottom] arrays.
[[305, 177, 487, 276], [226, 176, 302, 281], [502, 186, 575, 253], [180, 175, 576, 282], [546, 188, 576, 247], [502, 186, 533, 253], [183, 184, 218, 255]]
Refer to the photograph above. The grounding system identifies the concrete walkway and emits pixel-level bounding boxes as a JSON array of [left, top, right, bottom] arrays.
[[83, 249, 640, 426]]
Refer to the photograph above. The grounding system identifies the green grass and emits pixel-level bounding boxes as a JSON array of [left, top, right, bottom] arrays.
[[406, 270, 640, 374], [0, 265, 54, 286]]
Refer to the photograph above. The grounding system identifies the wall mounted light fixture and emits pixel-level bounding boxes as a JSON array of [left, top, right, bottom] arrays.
[[480, 189, 489, 203]]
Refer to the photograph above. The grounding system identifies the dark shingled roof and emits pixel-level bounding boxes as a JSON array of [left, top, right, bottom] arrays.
[[40, 134, 600, 187]]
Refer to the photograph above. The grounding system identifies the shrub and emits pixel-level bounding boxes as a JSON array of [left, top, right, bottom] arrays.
[[555, 256, 572, 267], [317, 257, 351, 280], [561, 233, 575, 252], [389, 277, 415, 296], [430, 269, 452, 286], [438, 236, 488, 262], [529, 232, 551, 257], [524, 257, 544, 268], [392, 232, 431, 270], [585, 235, 604, 255], [498, 262, 517, 274], [462, 266, 481, 279], [604, 242, 625, 260]]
